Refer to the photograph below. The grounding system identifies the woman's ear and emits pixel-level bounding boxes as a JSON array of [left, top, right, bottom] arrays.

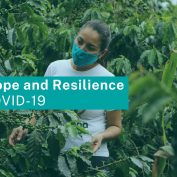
[[99, 48, 108, 59]]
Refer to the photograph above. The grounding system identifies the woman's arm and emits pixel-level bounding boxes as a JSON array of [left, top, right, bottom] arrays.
[[102, 110, 122, 139], [91, 110, 122, 152]]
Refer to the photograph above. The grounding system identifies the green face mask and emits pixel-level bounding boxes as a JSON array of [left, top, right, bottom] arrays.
[[72, 42, 99, 67]]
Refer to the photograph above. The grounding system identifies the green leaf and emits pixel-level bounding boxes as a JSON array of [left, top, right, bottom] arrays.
[[47, 131, 61, 158], [27, 130, 43, 165], [130, 157, 143, 169], [142, 95, 172, 123], [139, 155, 153, 163], [67, 124, 78, 137], [76, 125, 90, 135], [66, 154, 78, 175], [63, 110, 79, 121], [7, 28, 15, 46], [162, 51, 177, 89], [8, 13, 16, 28], [156, 50, 164, 65], [148, 48, 156, 67], [0, 169, 14, 177], [58, 155, 71, 177], [129, 167, 138, 177], [4, 60, 12, 71], [82, 9, 92, 22]]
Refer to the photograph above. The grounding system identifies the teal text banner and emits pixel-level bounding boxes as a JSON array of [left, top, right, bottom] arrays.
[[0, 77, 128, 110]]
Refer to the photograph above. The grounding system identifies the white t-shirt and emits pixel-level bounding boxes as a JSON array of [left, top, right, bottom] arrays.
[[44, 59, 114, 157]]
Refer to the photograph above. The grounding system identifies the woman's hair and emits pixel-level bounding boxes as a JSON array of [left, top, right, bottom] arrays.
[[80, 20, 111, 52]]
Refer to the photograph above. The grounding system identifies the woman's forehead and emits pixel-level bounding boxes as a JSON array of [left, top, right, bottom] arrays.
[[78, 27, 101, 47]]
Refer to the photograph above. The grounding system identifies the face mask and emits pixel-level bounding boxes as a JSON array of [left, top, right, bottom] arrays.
[[72, 42, 99, 67]]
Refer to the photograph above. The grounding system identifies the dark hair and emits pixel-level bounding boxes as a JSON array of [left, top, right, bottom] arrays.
[[80, 20, 111, 52]]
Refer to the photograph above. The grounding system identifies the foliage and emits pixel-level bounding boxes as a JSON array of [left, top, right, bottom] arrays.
[[0, 0, 177, 177]]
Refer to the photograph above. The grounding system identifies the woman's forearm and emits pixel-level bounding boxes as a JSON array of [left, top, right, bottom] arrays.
[[100, 126, 122, 141]]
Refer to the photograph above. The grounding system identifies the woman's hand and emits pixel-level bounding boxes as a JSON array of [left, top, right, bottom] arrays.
[[9, 126, 28, 146], [9, 116, 36, 146], [91, 133, 104, 153], [91, 111, 122, 153]]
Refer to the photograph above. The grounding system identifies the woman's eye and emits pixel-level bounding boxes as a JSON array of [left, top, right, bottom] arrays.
[[77, 37, 84, 45], [87, 45, 96, 51]]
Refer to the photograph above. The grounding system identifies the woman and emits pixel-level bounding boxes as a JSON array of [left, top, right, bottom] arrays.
[[9, 20, 122, 168]]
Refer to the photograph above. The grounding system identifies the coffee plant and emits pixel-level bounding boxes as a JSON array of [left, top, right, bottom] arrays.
[[0, 0, 177, 177]]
